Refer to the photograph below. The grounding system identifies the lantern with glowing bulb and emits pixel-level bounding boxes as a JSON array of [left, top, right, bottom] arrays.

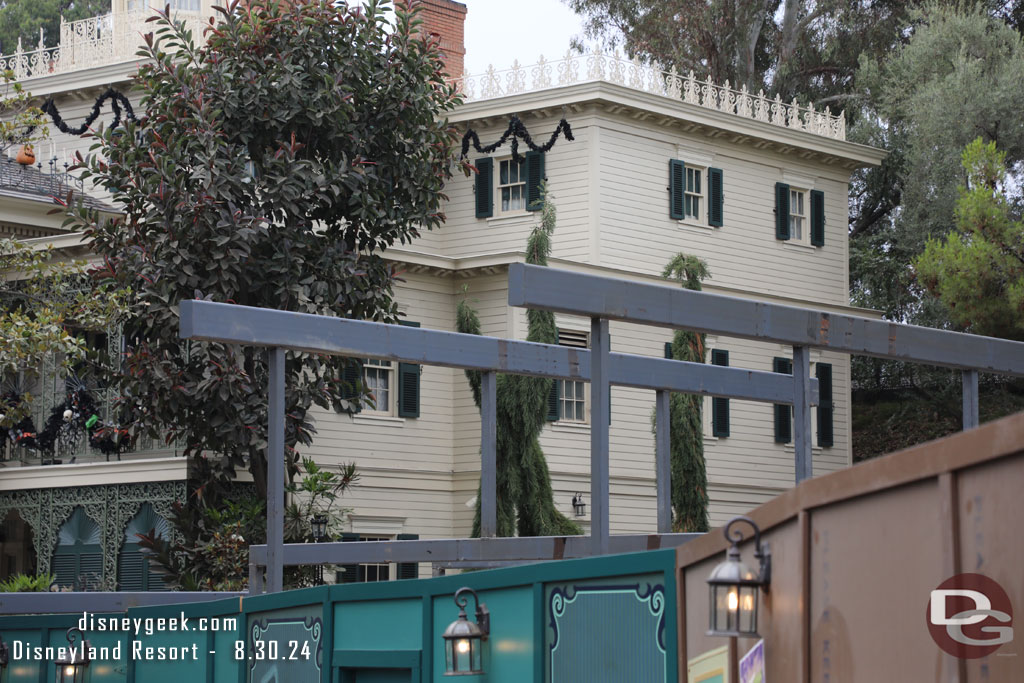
[[706, 515, 771, 638], [442, 587, 489, 675], [53, 627, 90, 683]]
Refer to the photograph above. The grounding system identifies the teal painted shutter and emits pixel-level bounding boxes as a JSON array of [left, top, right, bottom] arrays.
[[396, 533, 419, 579], [708, 167, 724, 227], [775, 182, 791, 240], [664, 341, 674, 359], [79, 551, 102, 590], [475, 157, 493, 218], [669, 160, 686, 219], [341, 358, 363, 414], [711, 349, 730, 437], [525, 151, 545, 211], [773, 357, 792, 443], [546, 380, 559, 421], [817, 363, 834, 447], [337, 533, 360, 584], [118, 545, 146, 591], [397, 321, 420, 418], [51, 553, 78, 591], [810, 189, 825, 246]]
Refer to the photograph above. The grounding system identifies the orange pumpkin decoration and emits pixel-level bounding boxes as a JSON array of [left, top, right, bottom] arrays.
[[16, 144, 35, 165]]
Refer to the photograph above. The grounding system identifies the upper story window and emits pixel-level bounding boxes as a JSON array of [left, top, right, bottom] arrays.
[[775, 182, 825, 246], [342, 321, 421, 418], [362, 358, 394, 415], [670, 159, 723, 227], [474, 152, 545, 218], [498, 158, 526, 214]]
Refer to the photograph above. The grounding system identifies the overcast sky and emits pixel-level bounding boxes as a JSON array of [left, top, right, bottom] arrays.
[[462, 0, 592, 76]]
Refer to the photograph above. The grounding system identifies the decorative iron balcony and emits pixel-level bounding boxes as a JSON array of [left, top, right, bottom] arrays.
[[451, 49, 847, 141], [0, 9, 207, 81]]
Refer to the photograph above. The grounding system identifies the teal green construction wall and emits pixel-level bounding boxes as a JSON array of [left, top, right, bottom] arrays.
[[0, 549, 679, 682]]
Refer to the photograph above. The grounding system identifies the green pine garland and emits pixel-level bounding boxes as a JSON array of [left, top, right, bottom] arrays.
[[658, 253, 711, 533], [457, 184, 581, 537]]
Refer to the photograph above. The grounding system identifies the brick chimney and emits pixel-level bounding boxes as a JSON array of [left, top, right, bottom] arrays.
[[402, 0, 467, 80]]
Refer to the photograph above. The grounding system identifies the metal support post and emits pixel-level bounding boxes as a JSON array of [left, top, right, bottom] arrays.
[[590, 318, 611, 554], [480, 371, 497, 538], [655, 389, 671, 534], [793, 346, 812, 484], [962, 369, 979, 430], [267, 347, 285, 593]]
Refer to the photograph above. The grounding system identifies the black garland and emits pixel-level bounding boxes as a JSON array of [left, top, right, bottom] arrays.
[[461, 115, 574, 164], [0, 393, 37, 450], [29, 376, 134, 459], [22, 88, 136, 139]]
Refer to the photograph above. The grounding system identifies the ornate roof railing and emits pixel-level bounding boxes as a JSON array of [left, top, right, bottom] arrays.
[[451, 49, 846, 141], [0, 9, 207, 81]]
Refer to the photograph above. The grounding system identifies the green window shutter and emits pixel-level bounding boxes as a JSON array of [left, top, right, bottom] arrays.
[[397, 321, 421, 418], [669, 160, 686, 219], [475, 157, 493, 218], [546, 379, 559, 421], [664, 341, 674, 359], [711, 349, 730, 438], [341, 358, 364, 414], [525, 151, 545, 211], [117, 544, 146, 592], [396, 533, 419, 579], [773, 357, 792, 443], [816, 362, 834, 447], [775, 182, 791, 240], [51, 553, 78, 591], [708, 167, 724, 227], [79, 552, 103, 591], [337, 533, 361, 584], [810, 189, 825, 246]]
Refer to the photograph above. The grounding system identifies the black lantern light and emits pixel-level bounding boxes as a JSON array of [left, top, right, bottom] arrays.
[[707, 515, 771, 638], [571, 493, 586, 517], [442, 587, 490, 676], [54, 627, 90, 683], [310, 513, 329, 542]]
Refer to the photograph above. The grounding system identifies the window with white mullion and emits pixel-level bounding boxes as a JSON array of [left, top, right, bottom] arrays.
[[359, 535, 391, 582], [362, 359, 393, 415], [498, 158, 526, 214], [685, 167, 702, 220], [557, 329, 589, 424], [789, 189, 808, 243]]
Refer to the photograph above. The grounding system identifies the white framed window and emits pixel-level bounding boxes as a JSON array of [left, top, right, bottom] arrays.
[[789, 188, 809, 244], [358, 535, 392, 582], [497, 157, 527, 215], [684, 165, 704, 222], [557, 330, 589, 424], [362, 359, 394, 415]]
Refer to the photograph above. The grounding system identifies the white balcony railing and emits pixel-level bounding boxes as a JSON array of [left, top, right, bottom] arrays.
[[452, 49, 846, 141], [0, 10, 207, 81]]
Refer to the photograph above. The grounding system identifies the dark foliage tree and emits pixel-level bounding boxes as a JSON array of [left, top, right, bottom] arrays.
[[0, 0, 109, 55], [456, 186, 581, 537], [657, 254, 710, 533], [71, 0, 465, 495]]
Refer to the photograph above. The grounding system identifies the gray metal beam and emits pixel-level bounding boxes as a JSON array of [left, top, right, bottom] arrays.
[[248, 532, 702, 566], [0, 592, 244, 615], [590, 318, 611, 554], [508, 263, 1024, 377], [179, 300, 817, 404], [793, 346, 812, 483], [267, 347, 285, 593], [655, 390, 671, 533], [962, 369, 979, 430], [480, 371, 497, 538]]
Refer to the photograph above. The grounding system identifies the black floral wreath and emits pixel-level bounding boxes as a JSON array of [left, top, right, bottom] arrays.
[[461, 115, 573, 164], [18, 88, 136, 141]]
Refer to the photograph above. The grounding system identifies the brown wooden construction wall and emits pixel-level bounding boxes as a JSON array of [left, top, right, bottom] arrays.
[[677, 411, 1024, 682]]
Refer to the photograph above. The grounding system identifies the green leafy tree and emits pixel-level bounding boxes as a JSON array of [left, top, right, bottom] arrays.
[[1, 69, 45, 160], [657, 254, 710, 533], [456, 186, 581, 537], [71, 0, 465, 495], [915, 138, 1024, 339], [0, 1, 110, 55], [1, 238, 127, 430]]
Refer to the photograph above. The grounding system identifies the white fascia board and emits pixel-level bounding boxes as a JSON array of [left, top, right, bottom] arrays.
[[19, 60, 140, 99], [0, 457, 187, 491], [448, 81, 887, 169]]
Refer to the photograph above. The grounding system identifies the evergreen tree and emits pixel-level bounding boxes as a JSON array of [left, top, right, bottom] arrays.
[[657, 253, 710, 533], [456, 186, 581, 537]]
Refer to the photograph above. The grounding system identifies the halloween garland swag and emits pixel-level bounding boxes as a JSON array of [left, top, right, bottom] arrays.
[[14, 89, 136, 143], [461, 115, 574, 164]]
